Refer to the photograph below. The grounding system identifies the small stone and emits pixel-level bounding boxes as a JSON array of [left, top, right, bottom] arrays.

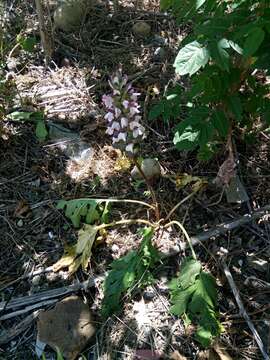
[[17, 219, 24, 227], [247, 255, 268, 273], [153, 47, 166, 61], [46, 271, 59, 282], [54, 0, 94, 32], [132, 21, 151, 38], [151, 34, 167, 46], [32, 275, 41, 287], [111, 244, 119, 253], [131, 158, 161, 181], [37, 295, 95, 360], [143, 291, 155, 301]]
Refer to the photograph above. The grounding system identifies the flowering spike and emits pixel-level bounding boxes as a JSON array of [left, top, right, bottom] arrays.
[[102, 69, 147, 156]]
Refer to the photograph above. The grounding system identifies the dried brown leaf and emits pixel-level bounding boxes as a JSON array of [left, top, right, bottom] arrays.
[[214, 153, 236, 187], [170, 350, 188, 360]]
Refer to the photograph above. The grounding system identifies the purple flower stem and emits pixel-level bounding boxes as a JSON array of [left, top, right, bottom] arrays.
[[133, 157, 160, 222]]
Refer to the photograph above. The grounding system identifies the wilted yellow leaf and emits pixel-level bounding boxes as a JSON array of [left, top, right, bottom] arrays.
[[77, 224, 98, 271], [53, 245, 77, 272]]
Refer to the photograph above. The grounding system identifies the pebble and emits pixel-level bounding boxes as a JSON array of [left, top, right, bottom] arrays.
[[131, 158, 161, 181], [247, 254, 268, 273], [111, 244, 119, 253], [153, 47, 166, 61], [17, 219, 24, 227], [132, 21, 151, 37], [32, 275, 42, 287], [143, 290, 155, 301], [54, 0, 92, 32]]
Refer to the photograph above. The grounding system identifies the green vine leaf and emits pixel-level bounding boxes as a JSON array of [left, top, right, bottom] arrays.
[[57, 199, 109, 227], [243, 27, 265, 58], [169, 258, 222, 347], [101, 228, 160, 318], [174, 41, 210, 76]]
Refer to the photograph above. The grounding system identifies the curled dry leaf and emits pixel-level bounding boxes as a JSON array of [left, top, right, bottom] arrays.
[[212, 342, 233, 360], [53, 224, 98, 274], [214, 152, 236, 187], [135, 349, 163, 359], [14, 199, 31, 218], [37, 295, 95, 360], [170, 350, 188, 360]]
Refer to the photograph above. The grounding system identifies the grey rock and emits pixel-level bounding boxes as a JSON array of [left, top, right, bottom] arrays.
[[131, 158, 161, 181], [247, 254, 269, 273], [132, 21, 151, 38], [143, 291, 155, 301], [54, 0, 94, 32], [153, 47, 166, 61], [31, 275, 42, 287], [151, 35, 167, 46], [225, 175, 249, 203]]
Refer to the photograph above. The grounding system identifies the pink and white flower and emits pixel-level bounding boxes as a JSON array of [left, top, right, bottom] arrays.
[[105, 112, 114, 122], [102, 69, 147, 156], [117, 132, 127, 142], [130, 106, 140, 117], [102, 95, 113, 109], [115, 107, 121, 118], [111, 121, 120, 131], [129, 121, 140, 130], [125, 143, 134, 153], [122, 100, 129, 109], [121, 117, 128, 128]]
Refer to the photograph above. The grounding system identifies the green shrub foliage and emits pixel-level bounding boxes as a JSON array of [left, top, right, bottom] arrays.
[[152, 1, 270, 159]]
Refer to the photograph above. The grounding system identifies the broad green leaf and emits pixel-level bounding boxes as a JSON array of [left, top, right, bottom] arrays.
[[211, 110, 229, 137], [20, 36, 37, 52], [57, 199, 102, 227], [174, 41, 210, 76], [209, 39, 230, 71], [149, 102, 165, 121], [177, 258, 201, 289], [228, 40, 243, 55], [169, 258, 221, 347], [199, 122, 214, 148], [227, 96, 242, 122], [173, 124, 200, 150], [101, 228, 160, 318], [160, 0, 173, 10], [170, 283, 197, 315], [36, 120, 48, 141], [7, 111, 34, 121], [243, 27, 265, 57]]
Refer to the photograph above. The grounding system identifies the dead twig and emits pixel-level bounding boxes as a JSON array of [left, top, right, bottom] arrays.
[[0, 311, 40, 344], [189, 205, 270, 249], [221, 260, 270, 360], [0, 276, 100, 317]]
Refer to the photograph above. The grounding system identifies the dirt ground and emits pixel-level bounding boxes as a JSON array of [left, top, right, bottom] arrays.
[[0, 1, 270, 359]]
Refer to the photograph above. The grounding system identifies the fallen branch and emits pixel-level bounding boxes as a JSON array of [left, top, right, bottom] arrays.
[[221, 260, 270, 360], [188, 205, 270, 249], [0, 276, 99, 317], [0, 311, 40, 344]]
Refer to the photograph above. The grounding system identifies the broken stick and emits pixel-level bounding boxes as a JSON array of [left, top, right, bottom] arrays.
[[222, 260, 270, 360]]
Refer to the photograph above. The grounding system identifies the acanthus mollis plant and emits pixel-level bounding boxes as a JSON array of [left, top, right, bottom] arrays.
[[102, 71, 159, 220], [102, 71, 146, 157]]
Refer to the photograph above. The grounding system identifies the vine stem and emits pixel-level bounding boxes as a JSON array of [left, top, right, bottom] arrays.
[[76, 198, 155, 210], [164, 220, 197, 260], [96, 218, 155, 231], [133, 157, 160, 221], [164, 191, 198, 222]]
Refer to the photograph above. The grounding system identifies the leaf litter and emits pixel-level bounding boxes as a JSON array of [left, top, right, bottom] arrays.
[[1, 1, 270, 359]]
